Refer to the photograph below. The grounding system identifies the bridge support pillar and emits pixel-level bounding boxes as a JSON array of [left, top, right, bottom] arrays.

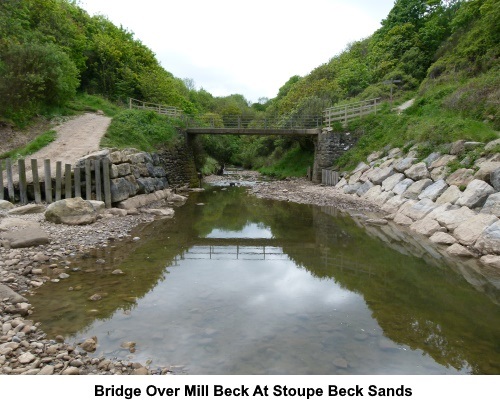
[[312, 131, 357, 183]]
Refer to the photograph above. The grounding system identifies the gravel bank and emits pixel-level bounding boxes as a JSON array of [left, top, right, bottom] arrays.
[[0, 200, 182, 375]]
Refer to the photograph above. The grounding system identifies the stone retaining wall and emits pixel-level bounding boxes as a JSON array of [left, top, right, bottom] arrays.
[[333, 138, 500, 269], [76, 148, 170, 204]]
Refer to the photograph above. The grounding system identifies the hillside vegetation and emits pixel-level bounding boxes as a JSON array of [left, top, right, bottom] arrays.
[[0, 0, 498, 178]]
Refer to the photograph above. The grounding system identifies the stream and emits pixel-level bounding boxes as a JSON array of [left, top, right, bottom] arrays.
[[29, 185, 500, 374]]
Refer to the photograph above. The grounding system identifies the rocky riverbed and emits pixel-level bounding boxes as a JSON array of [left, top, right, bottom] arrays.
[[0, 192, 189, 375]]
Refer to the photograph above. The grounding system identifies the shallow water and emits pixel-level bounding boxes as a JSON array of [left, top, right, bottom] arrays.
[[30, 186, 500, 374]]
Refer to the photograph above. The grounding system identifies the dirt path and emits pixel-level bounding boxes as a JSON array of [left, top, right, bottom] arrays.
[[3, 113, 111, 184]]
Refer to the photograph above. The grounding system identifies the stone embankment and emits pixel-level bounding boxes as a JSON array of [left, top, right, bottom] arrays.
[[0, 188, 188, 375], [333, 139, 500, 268], [252, 138, 500, 276]]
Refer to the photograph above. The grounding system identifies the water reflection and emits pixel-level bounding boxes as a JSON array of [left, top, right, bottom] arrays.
[[29, 186, 500, 374]]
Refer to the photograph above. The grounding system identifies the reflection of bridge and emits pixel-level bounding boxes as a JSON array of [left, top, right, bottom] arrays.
[[173, 238, 380, 277]]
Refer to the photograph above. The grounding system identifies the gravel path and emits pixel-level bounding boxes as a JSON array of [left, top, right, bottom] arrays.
[[3, 113, 111, 184]]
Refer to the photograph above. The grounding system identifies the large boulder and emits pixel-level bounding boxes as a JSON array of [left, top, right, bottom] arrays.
[[435, 206, 476, 231], [429, 232, 457, 245], [356, 181, 374, 197], [474, 161, 500, 182], [456, 179, 495, 208], [344, 183, 362, 194], [3, 228, 50, 248], [481, 193, 500, 217], [368, 167, 395, 185], [453, 214, 498, 246], [430, 166, 450, 181], [394, 157, 417, 173], [404, 162, 430, 181], [429, 155, 456, 169], [110, 176, 139, 203], [436, 185, 462, 205], [398, 198, 436, 221], [449, 140, 465, 155], [0, 200, 15, 210], [402, 179, 433, 200], [8, 204, 45, 215], [348, 170, 364, 185], [110, 163, 132, 178], [137, 177, 158, 194], [490, 167, 500, 192], [0, 284, 27, 303], [381, 173, 406, 192], [381, 195, 408, 214], [0, 217, 38, 231], [45, 198, 97, 225], [117, 189, 172, 210], [474, 221, 500, 255], [410, 217, 442, 237], [351, 162, 370, 174], [418, 179, 448, 202], [423, 152, 441, 167], [392, 178, 414, 195], [446, 168, 474, 187], [363, 185, 383, 202]]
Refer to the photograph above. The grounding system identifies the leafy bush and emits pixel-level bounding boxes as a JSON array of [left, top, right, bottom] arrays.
[[0, 42, 79, 125]]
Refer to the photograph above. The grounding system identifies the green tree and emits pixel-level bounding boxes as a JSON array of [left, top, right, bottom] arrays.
[[0, 41, 79, 121]]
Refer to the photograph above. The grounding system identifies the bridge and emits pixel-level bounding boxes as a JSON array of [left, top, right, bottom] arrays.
[[129, 97, 381, 182], [129, 97, 381, 135]]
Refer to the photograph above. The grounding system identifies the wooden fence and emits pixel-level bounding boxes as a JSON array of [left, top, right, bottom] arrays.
[[321, 169, 339, 186], [129, 98, 183, 118], [1, 158, 112, 207], [323, 98, 381, 127]]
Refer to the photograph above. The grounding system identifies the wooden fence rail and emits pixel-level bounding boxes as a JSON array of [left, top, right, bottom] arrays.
[[129, 98, 183, 118], [321, 169, 339, 186], [323, 98, 381, 127], [1, 158, 112, 207]]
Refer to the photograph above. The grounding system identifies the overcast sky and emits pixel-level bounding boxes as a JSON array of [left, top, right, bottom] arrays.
[[79, 0, 396, 102]]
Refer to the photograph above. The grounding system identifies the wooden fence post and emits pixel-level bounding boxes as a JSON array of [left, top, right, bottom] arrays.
[[44, 159, 52, 204], [18, 159, 28, 205], [103, 158, 111, 208], [5, 159, 14, 203], [85, 159, 92, 200], [94, 159, 102, 201], [65, 164, 72, 199], [55, 161, 62, 201], [74, 167, 81, 198], [31, 159, 41, 204], [0, 161, 4, 201]]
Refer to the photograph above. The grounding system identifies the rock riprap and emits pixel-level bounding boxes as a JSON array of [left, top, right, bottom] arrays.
[[331, 139, 500, 268]]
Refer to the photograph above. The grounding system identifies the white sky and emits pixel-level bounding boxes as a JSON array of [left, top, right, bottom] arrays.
[[79, 0, 396, 102]]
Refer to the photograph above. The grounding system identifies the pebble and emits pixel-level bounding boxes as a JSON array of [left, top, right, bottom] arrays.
[[0, 206, 157, 375]]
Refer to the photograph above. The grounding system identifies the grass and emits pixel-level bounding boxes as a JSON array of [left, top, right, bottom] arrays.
[[0, 130, 56, 159], [101, 109, 182, 151], [65, 93, 123, 117], [258, 146, 314, 179], [201, 156, 220, 175], [333, 92, 498, 171]]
